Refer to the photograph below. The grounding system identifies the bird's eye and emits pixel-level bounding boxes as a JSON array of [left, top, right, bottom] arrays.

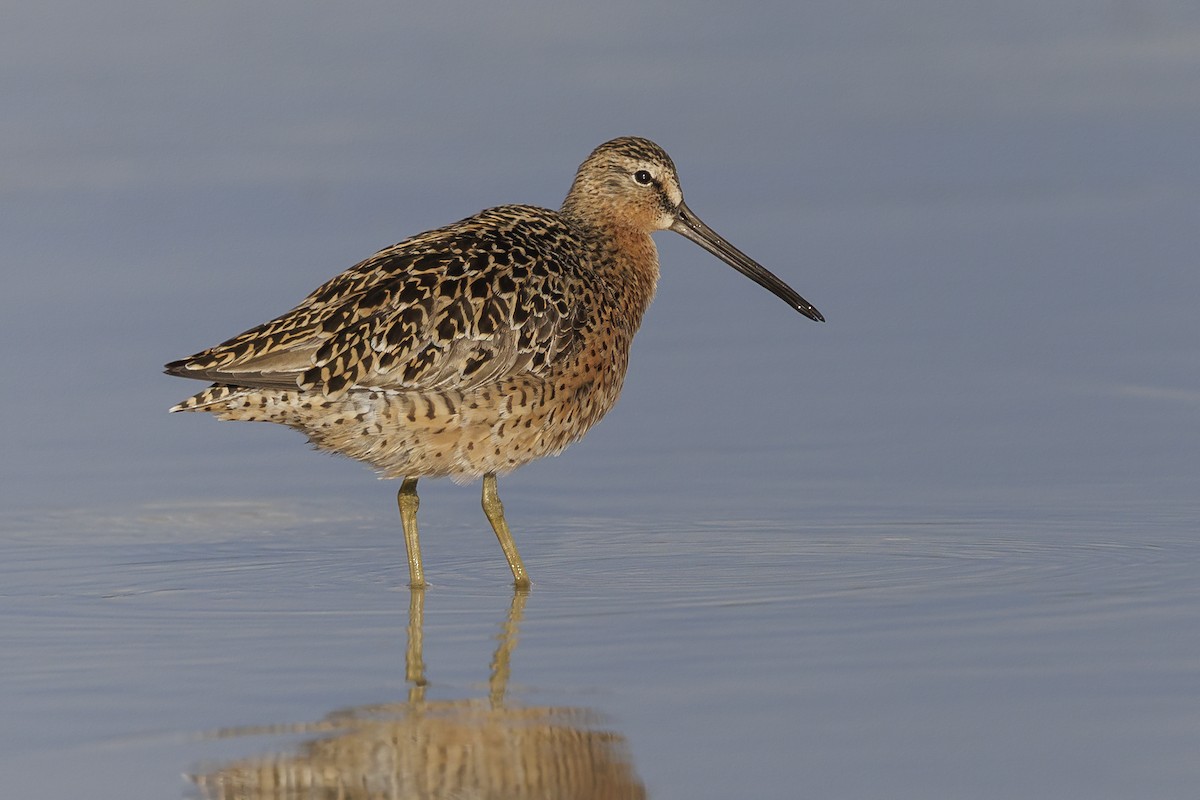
[[633, 169, 654, 186]]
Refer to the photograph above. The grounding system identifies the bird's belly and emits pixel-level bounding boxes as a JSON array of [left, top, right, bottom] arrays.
[[196, 361, 626, 482], [335, 370, 623, 480]]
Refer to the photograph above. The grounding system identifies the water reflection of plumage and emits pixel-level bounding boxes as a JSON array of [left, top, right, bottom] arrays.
[[191, 592, 645, 800]]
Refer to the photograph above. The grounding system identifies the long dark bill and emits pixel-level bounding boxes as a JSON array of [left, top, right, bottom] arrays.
[[670, 201, 824, 322]]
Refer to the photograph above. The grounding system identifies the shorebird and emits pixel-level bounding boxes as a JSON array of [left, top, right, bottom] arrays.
[[166, 137, 823, 588]]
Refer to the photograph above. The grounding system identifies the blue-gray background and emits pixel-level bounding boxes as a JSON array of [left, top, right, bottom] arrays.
[[3, 2, 1197, 798]]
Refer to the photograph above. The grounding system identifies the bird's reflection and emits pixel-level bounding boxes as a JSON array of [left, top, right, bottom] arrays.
[[191, 590, 645, 799]]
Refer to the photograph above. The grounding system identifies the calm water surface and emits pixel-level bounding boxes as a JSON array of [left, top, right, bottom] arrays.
[[3, 1, 1199, 798], [3, 503, 1197, 798]]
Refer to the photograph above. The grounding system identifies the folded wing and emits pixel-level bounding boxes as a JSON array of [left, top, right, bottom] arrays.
[[164, 206, 588, 397]]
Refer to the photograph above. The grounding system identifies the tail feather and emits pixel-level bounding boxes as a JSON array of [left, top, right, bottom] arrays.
[[169, 384, 240, 413]]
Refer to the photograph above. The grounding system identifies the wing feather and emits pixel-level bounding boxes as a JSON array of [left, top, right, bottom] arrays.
[[164, 206, 589, 397]]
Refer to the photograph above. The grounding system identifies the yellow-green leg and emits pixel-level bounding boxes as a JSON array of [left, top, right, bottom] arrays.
[[397, 477, 425, 588], [482, 473, 531, 588]]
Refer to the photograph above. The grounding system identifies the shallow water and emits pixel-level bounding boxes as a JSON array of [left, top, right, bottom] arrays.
[[4, 501, 1198, 798], [4, 1, 1200, 798]]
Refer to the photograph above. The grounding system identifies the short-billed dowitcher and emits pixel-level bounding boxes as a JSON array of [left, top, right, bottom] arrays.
[[166, 137, 823, 588]]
